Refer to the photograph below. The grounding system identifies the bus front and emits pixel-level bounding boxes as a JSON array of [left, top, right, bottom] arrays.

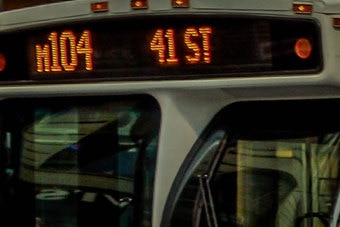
[[0, 0, 338, 227]]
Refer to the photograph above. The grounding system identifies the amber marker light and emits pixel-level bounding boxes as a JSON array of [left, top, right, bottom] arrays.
[[293, 2, 313, 14], [172, 0, 189, 8], [295, 38, 312, 59], [131, 0, 148, 9], [91, 2, 108, 12], [0, 53, 6, 72]]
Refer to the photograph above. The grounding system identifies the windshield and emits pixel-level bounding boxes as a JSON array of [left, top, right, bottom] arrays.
[[166, 99, 340, 227], [0, 95, 160, 227]]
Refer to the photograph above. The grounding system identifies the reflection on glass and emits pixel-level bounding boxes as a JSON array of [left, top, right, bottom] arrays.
[[171, 133, 340, 227], [0, 96, 160, 227]]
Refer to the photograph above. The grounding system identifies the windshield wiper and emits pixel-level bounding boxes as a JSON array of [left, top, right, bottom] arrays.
[[197, 173, 218, 227]]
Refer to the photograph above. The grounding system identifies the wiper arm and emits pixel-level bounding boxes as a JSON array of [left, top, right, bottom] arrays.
[[197, 173, 218, 227], [103, 194, 133, 208]]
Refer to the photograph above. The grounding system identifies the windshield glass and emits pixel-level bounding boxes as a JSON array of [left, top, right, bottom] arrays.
[[0, 95, 160, 227], [167, 99, 340, 227]]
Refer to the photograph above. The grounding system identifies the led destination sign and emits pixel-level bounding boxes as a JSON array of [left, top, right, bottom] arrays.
[[3, 16, 322, 81], [34, 26, 213, 73]]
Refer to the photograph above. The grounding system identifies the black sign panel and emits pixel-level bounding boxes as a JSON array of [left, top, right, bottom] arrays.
[[0, 16, 323, 82]]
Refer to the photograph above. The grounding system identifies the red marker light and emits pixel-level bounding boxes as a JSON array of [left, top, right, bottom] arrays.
[[295, 38, 312, 59], [0, 53, 7, 72], [333, 18, 340, 28]]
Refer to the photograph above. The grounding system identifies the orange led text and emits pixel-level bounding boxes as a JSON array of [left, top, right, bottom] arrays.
[[36, 30, 93, 73], [150, 26, 212, 65]]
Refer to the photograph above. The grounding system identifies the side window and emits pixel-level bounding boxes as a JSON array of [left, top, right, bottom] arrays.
[[165, 100, 340, 227]]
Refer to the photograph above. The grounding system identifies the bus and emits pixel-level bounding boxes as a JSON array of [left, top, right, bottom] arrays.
[[0, 0, 338, 226]]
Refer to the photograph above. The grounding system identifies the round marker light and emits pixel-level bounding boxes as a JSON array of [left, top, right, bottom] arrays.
[[294, 38, 312, 59], [0, 53, 7, 72]]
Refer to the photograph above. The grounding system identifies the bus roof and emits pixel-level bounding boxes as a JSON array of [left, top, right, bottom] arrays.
[[0, 0, 340, 30], [0, 0, 335, 28]]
